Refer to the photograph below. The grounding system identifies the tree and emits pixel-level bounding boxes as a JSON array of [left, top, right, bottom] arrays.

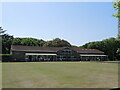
[[0, 27, 6, 35], [113, 0, 120, 38], [113, 1, 120, 60], [0, 27, 14, 54], [12, 38, 22, 45], [2, 34, 14, 54], [82, 37, 120, 60], [43, 41, 53, 47], [43, 38, 71, 47], [12, 38, 46, 47]]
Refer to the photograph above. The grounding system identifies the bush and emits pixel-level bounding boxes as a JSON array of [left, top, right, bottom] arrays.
[[0, 54, 12, 62], [0, 54, 12, 56]]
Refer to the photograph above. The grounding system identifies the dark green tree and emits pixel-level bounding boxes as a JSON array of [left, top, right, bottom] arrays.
[[2, 34, 14, 54], [43, 41, 53, 47], [113, 0, 120, 38], [12, 38, 46, 47], [12, 38, 22, 45], [113, 0, 120, 60], [43, 38, 71, 47], [82, 38, 120, 60], [0, 27, 14, 54], [0, 27, 6, 35]]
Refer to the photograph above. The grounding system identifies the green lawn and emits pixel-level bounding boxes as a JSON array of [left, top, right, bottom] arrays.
[[2, 62, 119, 88]]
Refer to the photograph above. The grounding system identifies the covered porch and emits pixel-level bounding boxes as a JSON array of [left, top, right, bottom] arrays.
[[25, 53, 57, 62], [80, 54, 108, 61]]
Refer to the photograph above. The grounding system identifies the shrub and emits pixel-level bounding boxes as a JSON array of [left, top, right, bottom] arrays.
[[0, 54, 12, 62]]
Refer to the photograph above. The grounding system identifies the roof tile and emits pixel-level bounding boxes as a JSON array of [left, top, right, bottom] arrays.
[[11, 45, 104, 53]]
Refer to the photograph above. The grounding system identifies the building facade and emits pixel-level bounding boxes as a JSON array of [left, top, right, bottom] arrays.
[[11, 45, 108, 62]]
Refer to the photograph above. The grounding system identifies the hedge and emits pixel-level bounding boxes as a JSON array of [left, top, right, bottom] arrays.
[[0, 54, 12, 62]]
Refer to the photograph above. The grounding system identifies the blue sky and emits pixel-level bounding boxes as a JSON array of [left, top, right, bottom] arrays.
[[1, 2, 118, 46]]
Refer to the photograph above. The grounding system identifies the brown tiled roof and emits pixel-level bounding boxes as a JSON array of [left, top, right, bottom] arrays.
[[11, 45, 104, 54], [11, 45, 63, 52], [72, 48, 104, 53]]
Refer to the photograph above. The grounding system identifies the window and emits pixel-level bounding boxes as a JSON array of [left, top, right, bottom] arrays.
[[62, 50, 71, 54]]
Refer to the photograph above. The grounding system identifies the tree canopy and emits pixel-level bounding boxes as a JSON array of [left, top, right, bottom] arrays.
[[43, 38, 71, 47], [2, 34, 14, 54], [82, 38, 120, 60], [12, 38, 46, 47], [0, 27, 14, 54], [113, 0, 120, 38], [12, 37, 71, 47], [0, 27, 6, 35]]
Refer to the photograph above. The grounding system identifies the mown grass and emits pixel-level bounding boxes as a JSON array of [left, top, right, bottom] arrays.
[[2, 62, 119, 88]]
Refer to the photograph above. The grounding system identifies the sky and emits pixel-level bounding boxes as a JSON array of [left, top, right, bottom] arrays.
[[1, 2, 118, 46]]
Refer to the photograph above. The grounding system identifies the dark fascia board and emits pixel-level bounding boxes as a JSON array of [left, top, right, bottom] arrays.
[[78, 52, 104, 54], [12, 50, 57, 52]]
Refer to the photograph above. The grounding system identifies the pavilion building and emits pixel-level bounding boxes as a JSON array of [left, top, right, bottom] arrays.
[[11, 45, 108, 62]]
